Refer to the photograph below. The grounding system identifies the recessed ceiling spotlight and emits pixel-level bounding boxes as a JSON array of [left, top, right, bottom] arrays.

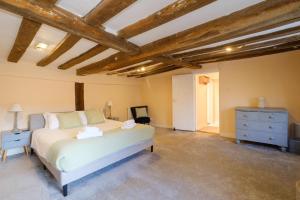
[[141, 67, 146, 72], [137, 69, 141, 72], [225, 47, 233, 52], [237, 46, 243, 49], [35, 42, 48, 50]]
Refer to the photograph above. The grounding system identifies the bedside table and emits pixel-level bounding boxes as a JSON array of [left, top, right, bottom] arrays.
[[1, 130, 32, 162]]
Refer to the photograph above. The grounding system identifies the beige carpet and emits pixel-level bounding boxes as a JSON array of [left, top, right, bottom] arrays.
[[0, 128, 300, 200]]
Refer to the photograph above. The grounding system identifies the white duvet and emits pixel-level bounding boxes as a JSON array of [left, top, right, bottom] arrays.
[[31, 119, 123, 159]]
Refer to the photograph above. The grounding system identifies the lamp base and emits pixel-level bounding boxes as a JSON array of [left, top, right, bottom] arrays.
[[12, 112, 21, 133]]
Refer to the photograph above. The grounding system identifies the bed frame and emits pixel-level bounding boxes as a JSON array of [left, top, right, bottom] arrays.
[[29, 114, 154, 196]]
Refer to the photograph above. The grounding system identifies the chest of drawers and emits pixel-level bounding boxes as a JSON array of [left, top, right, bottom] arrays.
[[235, 107, 288, 151], [1, 130, 32, 161]]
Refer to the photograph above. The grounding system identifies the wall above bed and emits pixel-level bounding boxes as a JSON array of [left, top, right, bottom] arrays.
[[0, 63, 144, 131]]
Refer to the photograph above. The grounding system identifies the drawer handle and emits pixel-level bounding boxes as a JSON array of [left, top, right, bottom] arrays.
[[268, 116, 273, 119], [243, 134, 247, 137], [269, 137, 273, 141], [14, 139, 21, 142], [14, 132, 20, 135], [243, 124, 248, 127], [268, 126, 273, 129], [243, 115, 248, 118]]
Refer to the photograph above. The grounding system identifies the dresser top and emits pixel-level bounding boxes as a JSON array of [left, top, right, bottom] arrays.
[[236, 107, 288, 113]]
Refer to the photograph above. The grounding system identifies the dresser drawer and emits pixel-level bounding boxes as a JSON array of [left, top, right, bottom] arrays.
[[236, 111, 258, 121], [236, 120, 259, 131], [236, 130, 252, 141], [2, 137, 31, 149], [259, 123, 287, 134], [2, 131, 31, 142], [236, 130, 288, 147], [258, 112, 287, 123], [265, 134, 288, 147]]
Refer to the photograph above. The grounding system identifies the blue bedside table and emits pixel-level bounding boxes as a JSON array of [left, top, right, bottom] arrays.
[[1, 130, 32, 161]]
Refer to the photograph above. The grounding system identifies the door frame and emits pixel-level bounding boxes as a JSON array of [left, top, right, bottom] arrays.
[[195, 72, 220, 131]]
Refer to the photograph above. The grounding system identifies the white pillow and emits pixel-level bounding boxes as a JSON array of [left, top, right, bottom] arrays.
[[43, 112, 59, 129], [48, 113, 59, 129], [77, 111, 88, 126], [43, 112, 50, 128]]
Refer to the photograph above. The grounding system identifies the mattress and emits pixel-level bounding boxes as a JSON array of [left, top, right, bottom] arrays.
[[31, 120, 155, 172]]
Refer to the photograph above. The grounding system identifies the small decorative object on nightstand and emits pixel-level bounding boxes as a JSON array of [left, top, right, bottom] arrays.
[[1, 130, 32, 162], [106, 100, 113, 119]]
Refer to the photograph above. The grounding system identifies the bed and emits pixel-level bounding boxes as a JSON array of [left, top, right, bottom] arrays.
[[29, 114, 155, 196]]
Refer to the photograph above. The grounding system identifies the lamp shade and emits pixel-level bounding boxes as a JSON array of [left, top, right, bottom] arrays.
[[9, 104, 23, 112], [107, 101, 113, 107]]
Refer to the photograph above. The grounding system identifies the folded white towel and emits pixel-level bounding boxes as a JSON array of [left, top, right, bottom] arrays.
[[77, 126, 103, 139], [123, 119, 135, 126], [121, 120, 136, 129]]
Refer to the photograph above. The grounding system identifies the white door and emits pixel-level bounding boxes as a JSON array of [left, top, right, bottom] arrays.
[[172, 74, 196, 131]]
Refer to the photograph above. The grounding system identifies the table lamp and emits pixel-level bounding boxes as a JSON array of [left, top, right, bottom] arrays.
[[9, 104, 23, 132], [107, 101, 112, 119]]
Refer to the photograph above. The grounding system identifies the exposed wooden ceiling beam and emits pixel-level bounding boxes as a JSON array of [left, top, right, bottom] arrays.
[[84, 0, 136, 28], [183, 34, 300, 62], [192, 40, 300, 64], [7, 0, 57, 63], [126, 63, 173, 77], [77, 0, 300, 75], [7, 18, 41, 62], [106, 61, 158, 75], [135, 36, 300, 78], [37, 35, 81, 66], [152, 56, 202, 69], [37, 0, 136, 67], [60, 0, 214, 70], [113, 58, 195, 76], [118, 0, 215, 38], [58, 45, 107, 70], [132, 65, 181, 78], [0, 0, 140, 57], [173, 25, 300, 59]]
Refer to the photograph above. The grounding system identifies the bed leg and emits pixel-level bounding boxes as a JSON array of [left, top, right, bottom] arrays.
[[62, 184, 68, 197], [30, 148, 34, 156], [150, 145, 153, 152]]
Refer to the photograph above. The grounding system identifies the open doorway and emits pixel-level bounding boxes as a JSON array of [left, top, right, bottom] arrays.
[[196, 72, 219, 134]]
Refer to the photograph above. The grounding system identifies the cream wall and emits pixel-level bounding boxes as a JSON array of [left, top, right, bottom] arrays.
[[142, 74, 173, 128], [0, 62, 144, 155], [0, 75, 74, 131], [141, 50, 300, 138], [216, 50, 300, 138], [85, 83, 142, 121]]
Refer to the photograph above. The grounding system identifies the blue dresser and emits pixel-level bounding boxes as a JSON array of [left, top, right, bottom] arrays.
[[236, 107, 288, 151]]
